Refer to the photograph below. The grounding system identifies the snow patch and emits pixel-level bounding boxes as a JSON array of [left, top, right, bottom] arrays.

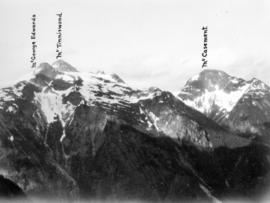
[[148, 112, 161, 131], [34, 86, 76, 130], [55, 74, 75, 82], [182, 83, 250, 114], [189, 74, 199, 82], [6, 106, 16, 113], [9, 135, 14, 142]]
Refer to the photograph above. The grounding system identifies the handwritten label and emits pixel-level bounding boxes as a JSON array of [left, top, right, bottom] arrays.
[[30, 14, 37, 68], [56, 13, 63, 59], [201, 26, 208, 68]]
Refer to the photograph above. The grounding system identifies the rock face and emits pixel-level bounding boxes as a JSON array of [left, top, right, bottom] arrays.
[[0, 61, 269, 201], [139, 91, 249, 149], [34, 62, 59, 80], [52, 59, 78, 72], [78, 120, 212, 201], [62, 106, 213, 201]]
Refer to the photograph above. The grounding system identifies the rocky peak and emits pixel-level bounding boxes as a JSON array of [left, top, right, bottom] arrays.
[[247, 77, 269, 91], [148, 87, 162, 93], [52, 59, 78, 72], [184, 69, 244, 93], [34, 62, 58, 79], [111, 73, 125, 83], [178, 69, 252, 125], [196, 69, 229, 81]]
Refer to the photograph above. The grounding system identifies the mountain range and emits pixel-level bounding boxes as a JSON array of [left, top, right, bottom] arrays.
[[0, 60, 269, 202]]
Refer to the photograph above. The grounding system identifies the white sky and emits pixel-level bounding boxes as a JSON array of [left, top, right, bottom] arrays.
[[0, 0, 270, 92]]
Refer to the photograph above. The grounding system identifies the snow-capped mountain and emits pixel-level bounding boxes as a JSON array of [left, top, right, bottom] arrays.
[[178, 69, 249, 118], [0, 61, 269, 201], [178, 69, 270, 140]]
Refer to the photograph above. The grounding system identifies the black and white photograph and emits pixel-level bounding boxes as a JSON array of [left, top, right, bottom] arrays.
[[0, 0, 270, 202]]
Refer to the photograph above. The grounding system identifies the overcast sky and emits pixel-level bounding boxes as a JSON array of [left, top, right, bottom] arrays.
[[0, 0, 270, 92]]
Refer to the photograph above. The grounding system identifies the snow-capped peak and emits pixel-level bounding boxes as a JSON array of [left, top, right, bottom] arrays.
[[23, 61, 164, 128], [178, 69, 270, 122], [248, 77, 269, 91]]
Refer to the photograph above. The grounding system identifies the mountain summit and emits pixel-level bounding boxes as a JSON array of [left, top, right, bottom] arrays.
[[52, 59, 78, 72], [178, 69, 249, 114], [178, 69, 270, 140]]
